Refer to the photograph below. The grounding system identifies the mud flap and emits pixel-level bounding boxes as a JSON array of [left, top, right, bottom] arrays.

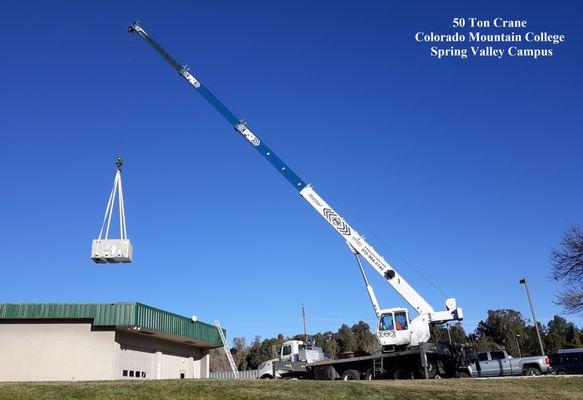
[[314, 365, 340, 380]]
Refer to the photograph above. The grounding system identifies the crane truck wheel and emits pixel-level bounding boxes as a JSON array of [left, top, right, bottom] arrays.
[[340, 369, 361, 381], [415, 360, 437, 379], [391, 365, 413, 380], [363, 368, 373, 380], [364, 367, 387, 380]]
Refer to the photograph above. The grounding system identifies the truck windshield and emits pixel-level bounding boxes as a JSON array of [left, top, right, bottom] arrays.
[[379, 314, 394, 330]]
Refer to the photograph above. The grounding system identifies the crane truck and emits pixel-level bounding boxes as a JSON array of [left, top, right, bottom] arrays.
[[129, 22, 472, 379]]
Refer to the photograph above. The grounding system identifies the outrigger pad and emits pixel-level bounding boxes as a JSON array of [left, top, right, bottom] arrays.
[[91, 239, 133, 263]]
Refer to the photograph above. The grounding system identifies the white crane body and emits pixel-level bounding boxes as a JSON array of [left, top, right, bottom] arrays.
[[129, 22, 463, 349]]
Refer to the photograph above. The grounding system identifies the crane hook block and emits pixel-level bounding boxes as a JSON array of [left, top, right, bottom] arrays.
[[91, 158, 133, 263]]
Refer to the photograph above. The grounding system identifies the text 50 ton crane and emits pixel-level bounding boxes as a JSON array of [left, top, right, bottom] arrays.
[[129, 22, 463, 350]]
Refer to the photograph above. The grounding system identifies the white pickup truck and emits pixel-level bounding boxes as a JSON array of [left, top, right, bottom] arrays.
[[460, 350, 552, 377]]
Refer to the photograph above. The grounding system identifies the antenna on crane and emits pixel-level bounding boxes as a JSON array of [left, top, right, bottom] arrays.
[[91, 157, 133, 263]]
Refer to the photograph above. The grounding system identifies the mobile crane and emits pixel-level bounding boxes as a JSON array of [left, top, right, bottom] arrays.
[[128, 22, 463, 354]]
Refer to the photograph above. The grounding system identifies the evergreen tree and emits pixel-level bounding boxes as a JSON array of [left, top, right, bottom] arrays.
[[336, 324, 357, 354]]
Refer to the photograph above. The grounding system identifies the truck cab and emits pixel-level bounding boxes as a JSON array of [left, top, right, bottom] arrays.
[[376, 307, 431, 351], [280, 340, 302, 362], [280, 340, 325, 363], [257, 339, 327, 379], [377, 308, 410, 348]]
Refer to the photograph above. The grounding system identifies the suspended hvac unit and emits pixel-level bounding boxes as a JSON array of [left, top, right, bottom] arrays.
[[91, 157, 133, 263]]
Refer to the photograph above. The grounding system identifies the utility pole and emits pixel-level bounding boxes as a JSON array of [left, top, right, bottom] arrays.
[[302, 304, 307, 342], [519, 278, 545, 356], [515, 334, 522, 358]]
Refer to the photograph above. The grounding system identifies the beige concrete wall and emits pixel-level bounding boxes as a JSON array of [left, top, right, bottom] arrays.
[[0, 322, 212, 382], [200, 349, 210, 379], [0, 322, 115, 382], [114, 330, 206, 379]]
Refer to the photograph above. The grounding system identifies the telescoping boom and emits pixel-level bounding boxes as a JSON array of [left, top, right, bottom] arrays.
[[129, 22, 463, 349]]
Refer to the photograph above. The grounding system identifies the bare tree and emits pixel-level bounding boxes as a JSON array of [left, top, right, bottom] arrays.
[[551, 224, 583, 313]]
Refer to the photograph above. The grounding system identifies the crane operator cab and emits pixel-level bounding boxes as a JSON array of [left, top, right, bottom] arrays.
[[376, 307, 431, 351]]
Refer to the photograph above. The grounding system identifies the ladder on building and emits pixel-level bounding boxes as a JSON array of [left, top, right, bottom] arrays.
[[215, 320, 239, 379]]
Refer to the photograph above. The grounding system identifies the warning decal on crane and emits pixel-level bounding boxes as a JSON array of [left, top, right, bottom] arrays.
[[323, 208, 351, 236]]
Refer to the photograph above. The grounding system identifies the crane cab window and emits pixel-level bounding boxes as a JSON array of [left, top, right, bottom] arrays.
[[394, 311, 408, 331], [379, 314, 395, 331], [282, 345, 292, 356]]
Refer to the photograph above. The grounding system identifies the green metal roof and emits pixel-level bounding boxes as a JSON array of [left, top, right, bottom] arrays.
[[0, 302, 223, 347]]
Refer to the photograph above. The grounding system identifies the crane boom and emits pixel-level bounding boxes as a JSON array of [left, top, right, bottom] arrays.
[[129, 22, 461, 323]]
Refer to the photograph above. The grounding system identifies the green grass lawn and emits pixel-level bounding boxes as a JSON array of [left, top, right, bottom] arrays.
[[0, 376, 581, 400]]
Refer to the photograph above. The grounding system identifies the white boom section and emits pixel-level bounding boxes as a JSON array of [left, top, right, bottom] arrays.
[[300, 185, 434, 315]]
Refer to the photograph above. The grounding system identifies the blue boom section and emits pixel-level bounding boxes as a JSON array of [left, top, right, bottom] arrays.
[[131, 22, 306, 191], [194, 82, 306, 189]]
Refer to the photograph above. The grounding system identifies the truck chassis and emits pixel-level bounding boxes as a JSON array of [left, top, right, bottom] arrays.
[[272, 342, 471, 380]]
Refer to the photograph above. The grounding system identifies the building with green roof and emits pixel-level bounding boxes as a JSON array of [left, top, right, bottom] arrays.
[[0, 302, 224, 381]]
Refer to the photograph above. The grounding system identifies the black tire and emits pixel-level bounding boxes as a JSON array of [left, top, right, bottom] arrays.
[[363, 368, 374, 380], [522, 367, 541, 376], [341, 369, 361, 381], [391, 365, 413, 380], [457, 371, 471, 379], [364, 367, 387, 380], [415, 360, 437, 379], [556, 370, 567, 375], [260, 374, 273, 379]]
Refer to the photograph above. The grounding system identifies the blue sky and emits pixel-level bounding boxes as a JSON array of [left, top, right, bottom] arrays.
[[1, 1, 581, 342]]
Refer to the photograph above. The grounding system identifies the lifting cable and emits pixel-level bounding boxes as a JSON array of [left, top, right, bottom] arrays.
[[90, 35, 136, 264]]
